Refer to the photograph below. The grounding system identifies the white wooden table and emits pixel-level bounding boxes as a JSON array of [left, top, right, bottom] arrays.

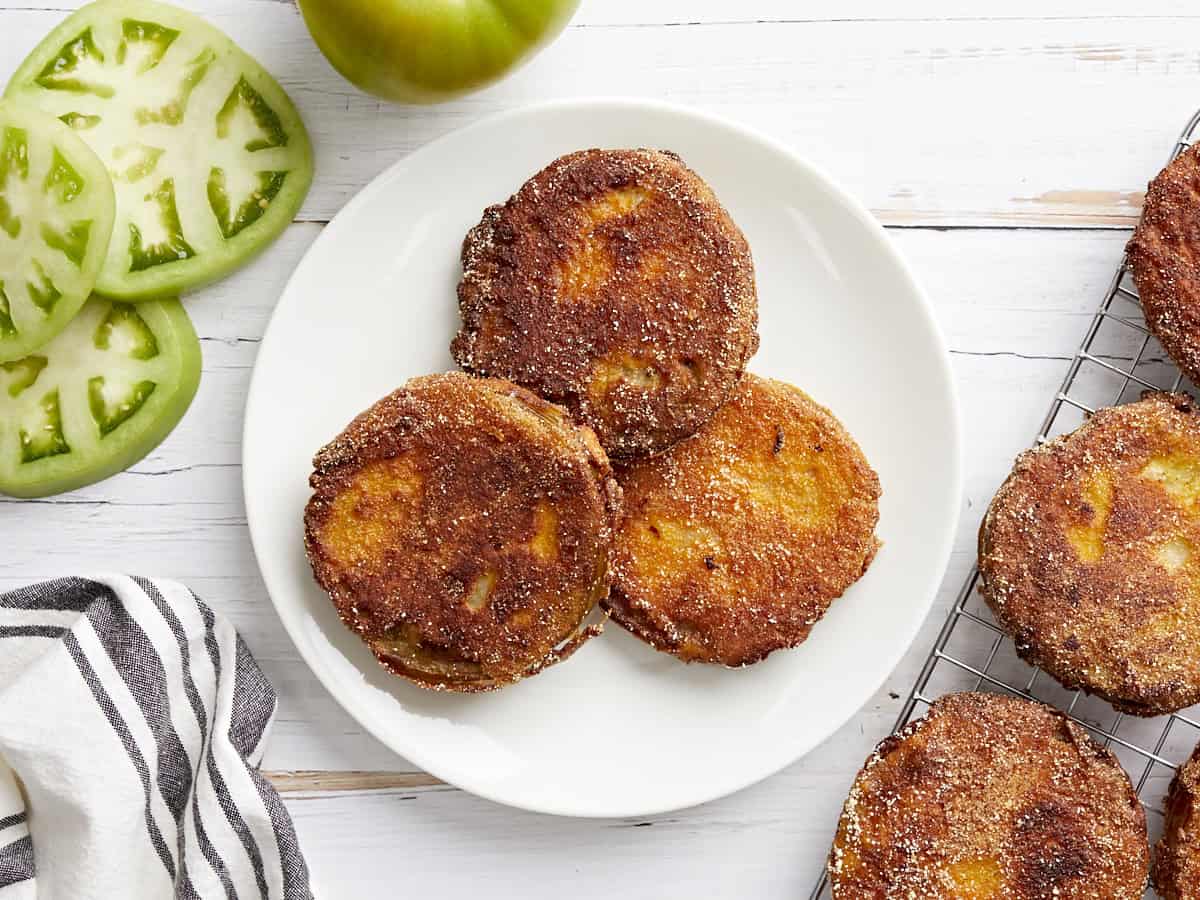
[[2, 1, 1194, 894]]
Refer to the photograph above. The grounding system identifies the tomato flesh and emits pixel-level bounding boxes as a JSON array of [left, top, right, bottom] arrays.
[[0, 101, 115, 363], [0, 294, 200, 497], [6, 0, 313, 300]]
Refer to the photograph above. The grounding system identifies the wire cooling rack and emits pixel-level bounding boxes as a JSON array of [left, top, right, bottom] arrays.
[[808, 107, 1200, 900]]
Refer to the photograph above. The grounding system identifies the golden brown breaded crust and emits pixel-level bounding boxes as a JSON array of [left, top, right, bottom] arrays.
[[452, 148, 759, 458], [606, 374, 880, 666], [829, 692, 1149, 899], [1155, 742, 1200, 900], [303, 373, 621, 692], [1128, 144, 1200, 387], [979, 392, 1200, 716]]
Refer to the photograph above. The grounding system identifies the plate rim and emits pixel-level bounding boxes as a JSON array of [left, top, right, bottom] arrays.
[[242, 96, 964, 818]]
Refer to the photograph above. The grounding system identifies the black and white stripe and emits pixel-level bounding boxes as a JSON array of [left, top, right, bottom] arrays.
[[0, 836, 34, 888], [0, 576, 312, 899], [0, 761, 31, 891]]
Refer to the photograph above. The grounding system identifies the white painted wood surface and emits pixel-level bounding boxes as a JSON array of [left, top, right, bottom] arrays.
[[0, 1, 1194, 894]]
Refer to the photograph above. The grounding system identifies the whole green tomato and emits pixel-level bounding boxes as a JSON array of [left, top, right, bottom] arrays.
[[298, 0, 581, 103]]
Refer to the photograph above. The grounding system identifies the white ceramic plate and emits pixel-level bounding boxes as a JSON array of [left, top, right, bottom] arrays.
[[243, 99, 962, 818]]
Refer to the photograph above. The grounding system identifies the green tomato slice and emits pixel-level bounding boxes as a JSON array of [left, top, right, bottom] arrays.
[[0, 294, 200, 497], [5, 0, 313, 301], [0, 100, 115, 363]]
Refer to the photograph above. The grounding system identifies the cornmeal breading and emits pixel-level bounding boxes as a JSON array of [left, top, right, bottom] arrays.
[[607, 374, 880, 666], [304, 373, 620, 691], [1128, 144, 1200, 388], [452, 148, 759, 458], [1154, 741, 1200, 900], [979, 392, 1200, 716], [829, 692, 1148, 899]]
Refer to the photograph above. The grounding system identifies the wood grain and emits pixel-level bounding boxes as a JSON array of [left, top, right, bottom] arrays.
[[266, 770, 443, 795]]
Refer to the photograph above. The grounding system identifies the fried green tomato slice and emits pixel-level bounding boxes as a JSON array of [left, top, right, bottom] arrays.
[[0, 100, 115, 363], [979, 392, 1200, 716], [304, 373, 622, 692], [0, 294, 200, 497], [608, 375, 880, 666], [5, 0, 313, 300], [829, 692, 1149, 899], [1154, 741, 1200, 900], [453, 148, 759, 458]]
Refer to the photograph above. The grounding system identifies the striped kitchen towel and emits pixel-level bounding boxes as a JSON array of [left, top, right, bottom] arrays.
[[0, 575, 312, 899]]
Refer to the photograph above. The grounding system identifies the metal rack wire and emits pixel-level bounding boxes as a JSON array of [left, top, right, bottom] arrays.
[[808, 106, 1200, 900]]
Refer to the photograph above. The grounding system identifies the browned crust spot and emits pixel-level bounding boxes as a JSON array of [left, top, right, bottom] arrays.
[[303, 373, 621, 692], [829, 692, 1149, 899], [606, 374, 880, 667], [451, 148, 759, 458], [979, 392, 1200, 716], [1154, 741, 1200, 899], [1129, 144, 1200, 387]]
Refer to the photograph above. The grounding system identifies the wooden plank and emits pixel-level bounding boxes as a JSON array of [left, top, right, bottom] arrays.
[[572, 1, 1200, 24], [0, 7, 1196, 227], [274, 762, 873, 896], [267, 770, 442, 795]]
